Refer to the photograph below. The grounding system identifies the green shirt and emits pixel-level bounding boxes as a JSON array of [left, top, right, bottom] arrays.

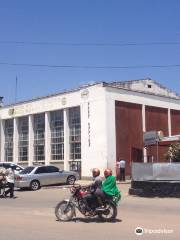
[[102, 175, 121, 203]]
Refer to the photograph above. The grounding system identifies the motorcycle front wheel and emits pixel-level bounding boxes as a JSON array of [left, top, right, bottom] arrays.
[[55, 200, 75, 221], [98, 202, 117, 221]]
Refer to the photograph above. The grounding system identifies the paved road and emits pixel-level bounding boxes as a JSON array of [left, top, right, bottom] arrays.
[[0, 183, 179, 240]]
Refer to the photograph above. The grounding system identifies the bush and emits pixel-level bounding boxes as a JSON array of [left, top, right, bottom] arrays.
[[165, 144, 180, 162]]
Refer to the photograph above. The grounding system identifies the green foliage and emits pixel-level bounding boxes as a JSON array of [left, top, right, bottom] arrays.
[[165, 144, 180, 162]]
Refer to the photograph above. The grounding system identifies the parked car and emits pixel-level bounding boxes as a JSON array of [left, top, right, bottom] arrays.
[[15, 165, 80, 190], [0, 162, 24, 174]]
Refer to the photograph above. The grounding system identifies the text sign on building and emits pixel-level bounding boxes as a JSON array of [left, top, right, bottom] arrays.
[[143, 131, 159, 146]]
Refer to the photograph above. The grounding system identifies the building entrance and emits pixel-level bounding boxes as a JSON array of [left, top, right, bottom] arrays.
[[69, 161, 81, 179], [131, 147, 143, 163]]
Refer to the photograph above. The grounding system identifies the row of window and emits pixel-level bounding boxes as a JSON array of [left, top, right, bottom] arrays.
[[4, 107, 81, 162]]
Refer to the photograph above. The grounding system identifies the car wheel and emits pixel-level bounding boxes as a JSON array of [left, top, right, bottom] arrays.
[[66, 175, 76, 185], [30, 180, 40, 191]]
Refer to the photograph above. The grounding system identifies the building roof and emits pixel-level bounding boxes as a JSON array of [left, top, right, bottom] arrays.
[[159, 135, 180, 146], [105, 78, 180, 100], [2, 78, 180, 108], [2, 82, 103, 108]]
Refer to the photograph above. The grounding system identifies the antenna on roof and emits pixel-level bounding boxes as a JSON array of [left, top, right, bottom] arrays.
[[15, 76, 18, 104], [0, 96, 3, 108]]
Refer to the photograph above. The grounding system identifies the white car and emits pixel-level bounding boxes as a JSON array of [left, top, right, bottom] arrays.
[[15, 165, 80, 190], [0, 162, 24, 174]]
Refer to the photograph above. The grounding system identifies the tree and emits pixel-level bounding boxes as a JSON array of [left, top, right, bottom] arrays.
[[166, 143, 180, 162]]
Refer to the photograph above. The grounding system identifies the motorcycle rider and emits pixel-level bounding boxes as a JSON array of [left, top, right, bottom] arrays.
[[83, 168, 102, 212], [90, 168, 102, 190], [95, 168, 121, 209]]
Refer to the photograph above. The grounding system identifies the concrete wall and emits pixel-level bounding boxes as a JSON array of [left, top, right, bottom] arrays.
[[0, 84, 109, 177], [80, 85, 108, 177]]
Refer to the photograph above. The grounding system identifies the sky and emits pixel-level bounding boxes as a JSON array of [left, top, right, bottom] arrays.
[[0, 0, 180, 105]]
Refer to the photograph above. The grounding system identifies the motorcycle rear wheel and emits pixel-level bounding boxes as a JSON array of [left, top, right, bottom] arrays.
[[98, 202, 117, 221], [55, 200, 74, 221]]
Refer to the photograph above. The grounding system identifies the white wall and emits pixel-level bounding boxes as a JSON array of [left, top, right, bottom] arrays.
[[106, 87, 180, 110], [0, 84, 109, 177], [104, 95, 116, 175], [80, 85, 108, 177], [0, 90, 82, 119]]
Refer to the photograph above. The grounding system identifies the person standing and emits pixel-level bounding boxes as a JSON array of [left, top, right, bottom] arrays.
[[0, 168, 6, 196], [117, 159, 126, 181], [5, 166, 16, 198]]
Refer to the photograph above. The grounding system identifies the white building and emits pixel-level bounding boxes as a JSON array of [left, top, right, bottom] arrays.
[[0, 79, 180, 178]]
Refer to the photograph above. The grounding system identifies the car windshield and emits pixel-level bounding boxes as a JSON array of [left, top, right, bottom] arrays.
[[20, 167, 35, 174]]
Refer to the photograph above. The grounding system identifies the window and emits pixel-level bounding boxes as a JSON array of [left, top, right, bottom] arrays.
[[20, 166, 35, 174], [4, 119, 14, 162], [35, 166, 48, 174], [18, 117, 28, 161], [147, 84, 152, 88], [3, 163, 13, 169], [46, 166, 59, 173], [69, 107, 81, 160], [50, 110, 64, 160], [34, 114, 45, 161]]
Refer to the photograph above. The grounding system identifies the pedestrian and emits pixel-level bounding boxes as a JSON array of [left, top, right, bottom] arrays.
[[5, 166, 16, 198], [0, 168, 6, 196], [117, 159, 126, 181]]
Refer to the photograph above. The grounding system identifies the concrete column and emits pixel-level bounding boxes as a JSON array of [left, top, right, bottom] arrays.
[[142, 105, 147, 163], [45, 112, 51, 165], [28, 115, 34, 166], [13, 118, 18, 164], [64, 109, 69, 170], [0, 120, 5, 162], [168, 108, 172, 136]]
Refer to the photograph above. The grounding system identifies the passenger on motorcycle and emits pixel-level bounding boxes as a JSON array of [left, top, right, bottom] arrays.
[[95, 168, 121, 209]]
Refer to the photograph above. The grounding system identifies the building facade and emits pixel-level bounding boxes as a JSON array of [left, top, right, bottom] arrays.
[[0, 79, 180, 177]]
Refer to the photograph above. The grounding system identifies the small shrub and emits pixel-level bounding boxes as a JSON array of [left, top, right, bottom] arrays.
[[165, 143, 180, 162]]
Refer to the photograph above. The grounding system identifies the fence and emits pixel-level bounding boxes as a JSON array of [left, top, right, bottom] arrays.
[[132, 162, 180, 181]]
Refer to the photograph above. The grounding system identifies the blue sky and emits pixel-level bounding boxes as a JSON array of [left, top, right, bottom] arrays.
[[0, 0, 180, 104]]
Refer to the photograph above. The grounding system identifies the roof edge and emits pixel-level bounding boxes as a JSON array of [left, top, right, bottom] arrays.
[[105, 84, 180, 101], [2, 81, 103, 109]]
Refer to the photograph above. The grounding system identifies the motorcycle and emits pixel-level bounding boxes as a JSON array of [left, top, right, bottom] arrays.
[[55, 184, 119, 221]]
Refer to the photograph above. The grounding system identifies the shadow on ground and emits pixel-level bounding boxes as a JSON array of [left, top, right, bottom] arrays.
[[56, 217, 122, 223]]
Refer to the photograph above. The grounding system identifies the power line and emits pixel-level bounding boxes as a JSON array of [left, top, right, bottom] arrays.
[[0, 40, 180, 47], [0, 62, 180, 69]]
